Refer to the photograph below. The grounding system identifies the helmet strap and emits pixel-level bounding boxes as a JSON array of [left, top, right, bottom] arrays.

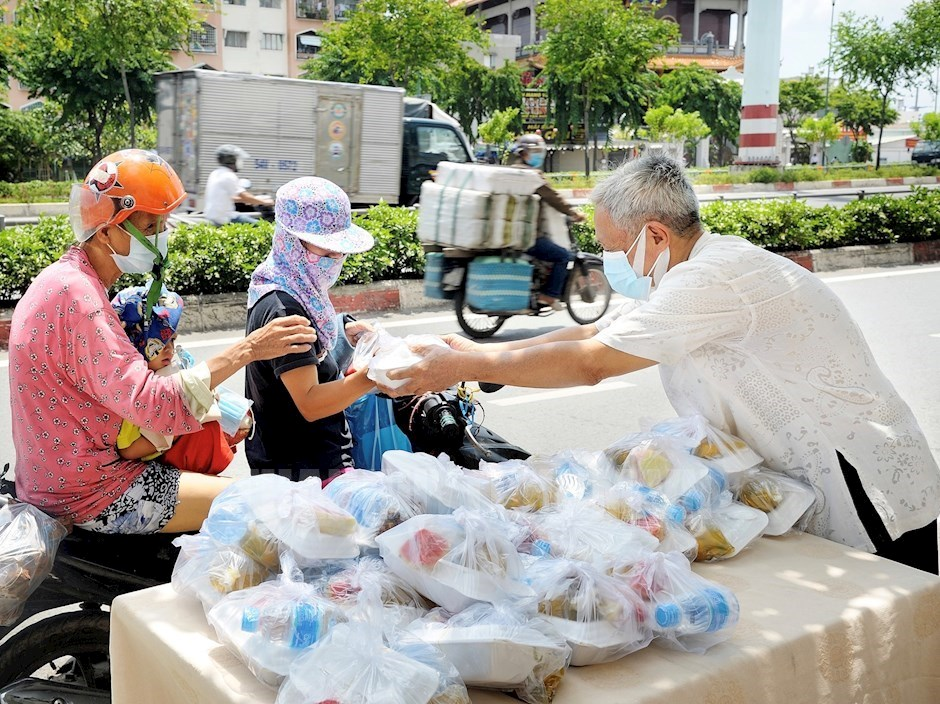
[[123, 219, 167, 326]]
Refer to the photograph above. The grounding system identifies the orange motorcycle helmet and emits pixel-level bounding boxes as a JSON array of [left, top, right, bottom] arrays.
[[69, 149, 186, 241]]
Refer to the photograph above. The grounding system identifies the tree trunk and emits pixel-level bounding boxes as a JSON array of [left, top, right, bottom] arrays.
[[121, 66, 136, 149], [583, 88, 591, 178], [875, 93, 889, 172]]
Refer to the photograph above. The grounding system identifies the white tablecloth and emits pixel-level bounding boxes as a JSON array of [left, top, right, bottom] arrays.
[[111, 532, 940, 704]]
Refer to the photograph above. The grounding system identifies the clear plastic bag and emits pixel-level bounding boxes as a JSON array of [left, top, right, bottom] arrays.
[[733, 468, 817, 536], [528, 449, 619, 501], [171, 533, 272, 612], [276, 622, 469, 704], [381, 451, 497, 516], [526, 557, 653, 666], [376, 509, 533, 613], [0, 502, 67, 626], [624, 551, 740, 654], [686, 498, 769, 562], [208, 568, 347, 688], [610, 436, 711, 502], [474, 459, 558, 512], [648, 415, 763, 474], [406, 602, 571, 704], [524, 501, 659, 567], [677, 465, 730, 514], [362, 326, 449, 390], [323, 469, 421, 550]]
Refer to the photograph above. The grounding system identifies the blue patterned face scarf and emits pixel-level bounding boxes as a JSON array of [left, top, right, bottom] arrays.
[[247, 226, 345, 350]]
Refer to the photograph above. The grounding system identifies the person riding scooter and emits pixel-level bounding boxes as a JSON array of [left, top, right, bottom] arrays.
[[204, 144, 274, 226], [510, 133, 586, 310]]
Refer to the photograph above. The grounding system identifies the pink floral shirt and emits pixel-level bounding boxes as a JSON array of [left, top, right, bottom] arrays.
[[9, 247, 200, 523]]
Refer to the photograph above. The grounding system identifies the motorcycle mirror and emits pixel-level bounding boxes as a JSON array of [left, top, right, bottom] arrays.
[[478, 382, 504, 393]]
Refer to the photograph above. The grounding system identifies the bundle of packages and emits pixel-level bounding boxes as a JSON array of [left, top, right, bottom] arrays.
[[526, 557, 652, 666], [316, 555, 431, 628], [732, 468, 817, 536], [622, 551, 740, 654], [523, 501, 658, 568], [595, 481, 698, 561], [381, 451, 497, 516], [277, 622, 471, 704], [406, 601, 571, 704], [418, 181, 541, 251], [0, 501, 67, 625], [647, 415, 763, 474], [605, 435, 711, 502], [202, 474, 359, 568], [207, 569, 348, 688], [528, 449, 620, 501], [473, 459, 559, 512], [171, 533, 273, 612], [376, 508, 533, 613], [323, 469, 422, 551], [435, 162, 546, 195]]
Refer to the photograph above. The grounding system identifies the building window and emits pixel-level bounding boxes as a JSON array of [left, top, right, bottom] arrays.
[[261, 32, 284, 51], [222, 0, 246, 5], [21, 100, 44, 112], [483, 14, 508, 35], [190, 23, 217, 53], [296, 31, 322, 58], [224, 30, 248, 48], [260, 0, 282, 7], [296, 0, 329, 19], [334, 1, 359, 20], [512, 8, 531, 43]]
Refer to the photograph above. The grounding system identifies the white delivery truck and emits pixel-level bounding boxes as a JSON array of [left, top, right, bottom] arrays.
[[154, 69, 472, 209]]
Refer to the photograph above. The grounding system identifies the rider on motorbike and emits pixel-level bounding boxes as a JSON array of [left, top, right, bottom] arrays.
[[204, 144, 274, 226], [510, 133, 586, 311], [8, 149, 315, 534]]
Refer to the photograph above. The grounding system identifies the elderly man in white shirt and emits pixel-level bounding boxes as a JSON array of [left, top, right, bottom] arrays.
[[384, 154, 940, 574]]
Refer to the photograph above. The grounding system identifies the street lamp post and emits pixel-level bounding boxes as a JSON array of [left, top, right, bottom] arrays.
[[823, 0, 836, 166]]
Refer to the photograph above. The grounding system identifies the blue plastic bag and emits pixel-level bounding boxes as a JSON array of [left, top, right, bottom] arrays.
[[345, 392, 412, 470]]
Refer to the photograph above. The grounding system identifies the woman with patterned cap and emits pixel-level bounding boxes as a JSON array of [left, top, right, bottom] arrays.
[[245, 176, 376, 482]]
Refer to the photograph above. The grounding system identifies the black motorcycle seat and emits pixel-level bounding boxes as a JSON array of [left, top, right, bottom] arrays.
[[56, 529, 185, 585]]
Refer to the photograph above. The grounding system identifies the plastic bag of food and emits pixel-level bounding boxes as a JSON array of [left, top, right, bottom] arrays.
[[323, 469, 421, 550], [474, 459, 558, 512], [528, 449, 619, 501], [203, 475, 359, 566], [677, 465, 730, 514], [208, 568, 347, 688], [524, 501, 658, 567], [376, 509, 533, 613], [407, 602, 571, 704], [686, 498, 769, 562], [171, 533, 272, 612], [381, 451, 497, 515], [624, 551, 739, 654], [364, 327, 449, 390], [276, 622, 470, 704], [648, 415, 762, 474], [526, 557, 652, 666], [611, 436, 711, 502], [318, 555, 431, 628], [0, 502, 68, 626], [733, 468, 817, 536]]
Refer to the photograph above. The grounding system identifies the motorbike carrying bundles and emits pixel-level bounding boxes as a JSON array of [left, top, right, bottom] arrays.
[[0, 501, 67, 625]]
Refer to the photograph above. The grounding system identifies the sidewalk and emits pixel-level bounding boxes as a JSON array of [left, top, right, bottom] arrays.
[[2, 240, 939, 349]]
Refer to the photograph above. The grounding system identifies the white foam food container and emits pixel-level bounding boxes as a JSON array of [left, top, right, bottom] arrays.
[[762, 475, 817, 536], [542, 615, 647, 667]]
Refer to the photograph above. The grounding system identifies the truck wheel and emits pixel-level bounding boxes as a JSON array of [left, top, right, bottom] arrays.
[[565, 261, 611, 324], [0, 610, 111, 691], [454, 289, 508, 339]]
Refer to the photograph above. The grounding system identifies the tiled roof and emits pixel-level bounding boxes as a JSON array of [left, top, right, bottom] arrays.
[[650, 54, 745, 71]]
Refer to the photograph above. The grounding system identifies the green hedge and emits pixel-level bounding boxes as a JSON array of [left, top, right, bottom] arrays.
[[4, 189, 940, 301], [0, 180, 76, 203]]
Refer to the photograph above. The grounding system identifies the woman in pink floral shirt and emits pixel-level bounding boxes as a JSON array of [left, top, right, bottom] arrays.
[[8, 150, 315, 534]]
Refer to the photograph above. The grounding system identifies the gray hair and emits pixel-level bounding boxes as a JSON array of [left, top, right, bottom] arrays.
[[590, 154, 701, 237]]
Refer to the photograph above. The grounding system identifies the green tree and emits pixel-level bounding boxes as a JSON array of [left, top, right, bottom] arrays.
[[779, 76, 825, 157], [13, 0, 199, 161], [640, 105, 710, 154], [830, 84, 896, 162], [477, 108, 520, 163], [302, 0, 484, 96], [831, 5, 940, 169], [436, 58, 522, 141], [538, 0, 677, 176], [796, 113, 841, 162], [912, 113, 940, 142], [658, 64, 742, 165]]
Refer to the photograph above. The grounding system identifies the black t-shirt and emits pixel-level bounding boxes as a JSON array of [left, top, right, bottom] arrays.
[[244, 290, 352, 481]]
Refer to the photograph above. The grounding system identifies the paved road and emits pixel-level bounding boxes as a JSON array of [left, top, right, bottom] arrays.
[[3, 262, 940, 482]]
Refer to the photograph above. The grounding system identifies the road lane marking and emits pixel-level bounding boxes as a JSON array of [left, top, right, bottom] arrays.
[[823, 265, 940, 283], [486, 381, 635, 406]]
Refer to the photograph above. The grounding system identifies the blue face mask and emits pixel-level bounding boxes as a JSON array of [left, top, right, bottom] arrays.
[[526, 153, 545, 169], [602, 225, 670, 301]]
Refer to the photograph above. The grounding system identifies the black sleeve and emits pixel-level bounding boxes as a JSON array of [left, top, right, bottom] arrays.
[[249, 291, 320, 378]]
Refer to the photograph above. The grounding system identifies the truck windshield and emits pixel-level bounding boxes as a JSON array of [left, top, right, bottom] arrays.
[[417, 126, 470, 163]]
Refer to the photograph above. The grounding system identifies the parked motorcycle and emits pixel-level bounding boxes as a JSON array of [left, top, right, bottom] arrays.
[[0, 386, 527, 703], [444, 223, 612, 339]]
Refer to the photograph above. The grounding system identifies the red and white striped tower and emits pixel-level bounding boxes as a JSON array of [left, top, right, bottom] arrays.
[[736, 0, 784, 164]]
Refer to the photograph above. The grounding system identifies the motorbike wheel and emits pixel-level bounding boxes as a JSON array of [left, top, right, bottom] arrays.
[[0, 609, 111, 691], [454, 288, 508, 339], [565, 261, 612, 324]]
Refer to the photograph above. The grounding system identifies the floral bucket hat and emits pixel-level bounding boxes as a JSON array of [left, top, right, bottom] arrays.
[[274, 177, 375, 254]]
